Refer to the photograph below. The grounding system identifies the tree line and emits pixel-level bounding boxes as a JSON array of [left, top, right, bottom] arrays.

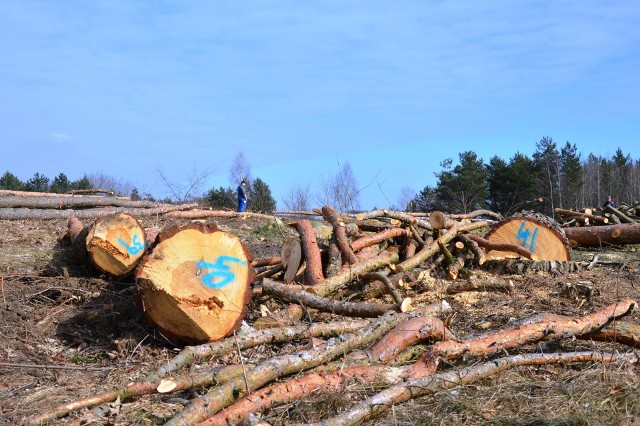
[[413, 136, 639, 216], [3, 139, 638, 216]]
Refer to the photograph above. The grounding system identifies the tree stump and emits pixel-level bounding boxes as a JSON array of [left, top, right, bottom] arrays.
[[484, 212, 571, 261], [135, 223, 254, 344], [85, 213, 148, 276]]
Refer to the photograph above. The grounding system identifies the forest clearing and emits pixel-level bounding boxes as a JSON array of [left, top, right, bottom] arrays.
[[1, 191, 640, 425]]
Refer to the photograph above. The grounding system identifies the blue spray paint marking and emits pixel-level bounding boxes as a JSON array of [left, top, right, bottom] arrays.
[[529, 227, 539, 252], [118, 234, 146, 255], [516, 221, 538, 252], [197, 256, 247, 289]]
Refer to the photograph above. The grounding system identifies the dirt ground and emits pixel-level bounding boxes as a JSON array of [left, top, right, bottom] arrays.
[[1, 215, 640, 425]]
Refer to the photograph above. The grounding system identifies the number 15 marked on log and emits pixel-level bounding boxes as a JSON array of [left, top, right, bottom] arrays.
[[516, 221, 539, 252], [197, 256, 247, 289]]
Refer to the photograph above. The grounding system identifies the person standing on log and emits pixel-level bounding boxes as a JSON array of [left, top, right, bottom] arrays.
[[603, 195, 617, 209], [237, 180, 248, 212]]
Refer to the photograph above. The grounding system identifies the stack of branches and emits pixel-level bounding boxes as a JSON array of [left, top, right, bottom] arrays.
[[0, 189, 198, 220], [554, 205, 640, 249], [26, 205, 640, 424], [555, 203, 640, 228], [31, 299, 640, 425]]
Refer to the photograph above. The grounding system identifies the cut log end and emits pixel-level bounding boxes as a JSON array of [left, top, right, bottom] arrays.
[[136, 223, 254, 344], [484, 212, 571, 262], [400, 297, 413, 312], [85, 213, 148, 276]]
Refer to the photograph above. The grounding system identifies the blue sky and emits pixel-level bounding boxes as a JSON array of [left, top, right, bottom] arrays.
[[1, 1, 639, 209]]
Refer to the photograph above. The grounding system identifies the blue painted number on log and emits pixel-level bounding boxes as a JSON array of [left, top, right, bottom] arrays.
[[516, 221, 538, 252], [118, 234, 146, 255], [197, 256, 247, 289]]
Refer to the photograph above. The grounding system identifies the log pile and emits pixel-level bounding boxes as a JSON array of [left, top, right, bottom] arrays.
[[553, 205, 640, 248], [0, 189, 198, 219], [31, 300, 639, 425], [23, 205, 640, 424]]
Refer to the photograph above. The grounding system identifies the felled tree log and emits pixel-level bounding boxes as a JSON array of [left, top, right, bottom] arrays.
[[261, 278, 403, 317], [466, 234, 537, 260], [0, 203, 197, 220], [164, 209, 276, 220], [136, 223, 254, 344], [355, 210, 433, 231], [0, 195, 160, 209], [446, 279, 515, 294], [484, 212, 571, 261], [369, 316, 456, 364], [429, 211, 455, 230], [321, 205, 359, 264], [290, 219, 324, 286], [202, 365, 409, 426], [31, 364, 249, 425], [410, 299, 636, 377], [164, 308, 436, 426], [350, 227, 409, 252], [554, 208, 608, 224], [360, 272, 405, 307], [313, 249, 399, 297], [604, 205, 638, 224], [456, 234, 485, 264], [564, 223, 640, 248], [395, 221, 488, 272], [446, 209, 503, 221], [85, 213, 148, 276], [280, 238, 302, 283], [145, 320, 369, 382], [303, 352, 634, 426]]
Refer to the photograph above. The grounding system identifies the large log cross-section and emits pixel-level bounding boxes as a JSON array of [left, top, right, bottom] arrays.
[[136, 223, 254, 344]]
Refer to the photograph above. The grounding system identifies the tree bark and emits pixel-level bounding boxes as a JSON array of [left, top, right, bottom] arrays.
[[164, 308, 438, 426], [0, 195, 161, 209], [604, 205, 638, 224], [163, 209, 276, 220], [261, 278, 401, 317], [136, 222, 254, 344], [321, 205, 359, 264], [0, 204, 197, 220], [564, 223, 640, 248], [290, 220, 325, 286], [350, 227, 409, 252], [410, 299, 636, 377], [301, 352, 634, 426], [369, 316, 456, 364], [446, 279, 515, 294], [395, 221, 488, 272]]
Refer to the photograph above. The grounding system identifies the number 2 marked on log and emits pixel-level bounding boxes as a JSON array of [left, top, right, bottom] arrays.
[[197, 256, 247, 289]]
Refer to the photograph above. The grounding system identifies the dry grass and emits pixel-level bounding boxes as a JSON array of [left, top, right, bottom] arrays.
[[1, 217, 640, 425]]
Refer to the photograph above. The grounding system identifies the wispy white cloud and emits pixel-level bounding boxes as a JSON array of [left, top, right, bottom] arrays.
[[48, 133, 72, 143]]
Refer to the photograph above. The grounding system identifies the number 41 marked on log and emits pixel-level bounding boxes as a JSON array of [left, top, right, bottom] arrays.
[[516, 221, 538, 252]]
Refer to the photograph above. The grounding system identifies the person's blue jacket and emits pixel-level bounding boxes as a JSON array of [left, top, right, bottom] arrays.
[[237, 182, 247, 212]]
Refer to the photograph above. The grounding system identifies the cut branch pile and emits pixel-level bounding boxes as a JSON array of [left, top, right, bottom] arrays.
[[30, 300, 639, 425], [25, 204, 640, 424]]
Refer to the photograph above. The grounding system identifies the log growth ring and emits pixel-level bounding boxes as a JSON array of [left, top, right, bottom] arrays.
[[485, 212, 571, 261], [136, 223, 254, 343]]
